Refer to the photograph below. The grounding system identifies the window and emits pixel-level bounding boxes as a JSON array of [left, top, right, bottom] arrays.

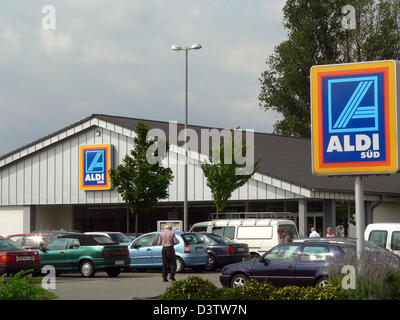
[[279, 224, 299, 239], [109, 233, 132, 243], [237, 226, 272, 239], [134, 234, 157, 248], [0, 239, 24, 251], [93, 236, 115, 244], [212, 227, 235, 240], [300, 246, 330, 262], [46, 238, 69, 250], [24, 236, 43, 247], [207, 234, 233, 244], [368, 230, 388, 248], [8, 236, 24, 245], [182, 234, 202, 244], [191, 226, 208, 232], [199, 235, 212, 245], [68, 239, 80, 249], [265, 245, 300, 263], [391, 232, 400, 251]]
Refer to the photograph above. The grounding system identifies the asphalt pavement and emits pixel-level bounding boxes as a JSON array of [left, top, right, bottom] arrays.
[[47, 270, 222, 300]]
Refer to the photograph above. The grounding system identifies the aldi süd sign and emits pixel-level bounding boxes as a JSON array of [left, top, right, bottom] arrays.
[[311, 60, 399, 175], [80, 144, 112, 190]]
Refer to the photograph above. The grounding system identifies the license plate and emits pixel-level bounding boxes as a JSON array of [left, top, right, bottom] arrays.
[[115, 260, 125, 265], [16, 256, 34, 262], [237, 248, 246, 252], [195, 247, 204, 253]]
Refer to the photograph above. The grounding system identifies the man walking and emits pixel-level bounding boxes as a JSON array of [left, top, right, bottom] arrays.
[[158, 224, 179, 282], [309, 227, 321, 238]]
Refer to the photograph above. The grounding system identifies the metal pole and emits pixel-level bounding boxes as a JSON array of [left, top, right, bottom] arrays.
[[184, 48, 188, 232], [355, 176, 365, 259]]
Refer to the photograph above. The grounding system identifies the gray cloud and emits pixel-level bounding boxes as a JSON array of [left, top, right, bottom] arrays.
[[0, 0, 286, 155]]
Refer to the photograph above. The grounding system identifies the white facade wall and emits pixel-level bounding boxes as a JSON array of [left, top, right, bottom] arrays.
[[0, 125, 306, 207], [0, 206, 30, 237], [373, 202, 400, 223]]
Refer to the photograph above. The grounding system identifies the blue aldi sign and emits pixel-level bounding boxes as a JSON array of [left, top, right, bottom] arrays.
[[311, 61, 398, 175], [80, 144, 112, 190]]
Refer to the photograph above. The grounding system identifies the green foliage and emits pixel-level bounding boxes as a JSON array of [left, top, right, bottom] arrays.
[[159, 276, 221, 300], [330, 275, 394, 300], [201, 130, 259, 213], [259, 0, 400, 137], [0, 270, 58, 300], [159, 277, 343, 300], [109, 122, 173, 235], [219, 279, 275, 300]]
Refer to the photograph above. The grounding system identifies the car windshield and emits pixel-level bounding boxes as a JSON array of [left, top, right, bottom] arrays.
[[0, 239, 25, 251], [109, 233, 132, 243], [93, 236, 116, 244], [207, 234, 233, 244], [181, 234, 203, 244]]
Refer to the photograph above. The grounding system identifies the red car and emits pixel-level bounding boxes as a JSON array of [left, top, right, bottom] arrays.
[[0, 237, 41, 274], [6, 233, 54, 250]]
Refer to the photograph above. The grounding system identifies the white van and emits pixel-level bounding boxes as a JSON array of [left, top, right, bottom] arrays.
[[364, 223, 400, 256], [189, 219, 299, 258]]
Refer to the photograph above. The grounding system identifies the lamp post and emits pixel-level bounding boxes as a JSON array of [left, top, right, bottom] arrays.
[[171, 43, 202, 232]]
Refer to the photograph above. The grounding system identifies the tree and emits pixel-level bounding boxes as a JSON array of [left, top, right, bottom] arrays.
[[201, 130, 259, 215], [109, 122, 173, 237], [259, 0, 400, 137]]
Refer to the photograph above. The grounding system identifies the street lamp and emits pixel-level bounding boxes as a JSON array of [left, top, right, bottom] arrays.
[[171, 43, 202, 232]]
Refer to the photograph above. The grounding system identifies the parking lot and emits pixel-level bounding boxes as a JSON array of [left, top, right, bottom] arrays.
[[48, 270, 222, 300]]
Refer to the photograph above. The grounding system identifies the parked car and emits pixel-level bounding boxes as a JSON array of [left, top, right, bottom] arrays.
[[190, 219, 299, 258], [0, 237, 41, 274], [6, 233, 54, 250], [196, 233, 249, 270], [85, 232, 133, 246], [38, 234, 130, 278], [129, 232, 209, 272], [365, 223, 400, 256], [219, 238, 399, 288], [127, 233, 144, 241]]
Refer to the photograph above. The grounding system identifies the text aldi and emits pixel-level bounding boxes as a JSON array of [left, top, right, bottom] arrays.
[[80, 144, 112, 190], [311, 60, 399, 175]]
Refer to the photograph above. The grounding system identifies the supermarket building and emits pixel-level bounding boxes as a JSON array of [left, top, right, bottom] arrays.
[[1, 114, 400, 238]]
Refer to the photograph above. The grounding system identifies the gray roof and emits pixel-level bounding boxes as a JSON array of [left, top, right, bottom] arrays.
[[2, 113, 400, 196]]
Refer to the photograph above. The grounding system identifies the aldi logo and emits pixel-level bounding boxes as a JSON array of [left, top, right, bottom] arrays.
[[80, 144, 112, 190], [311, 61, 398, 175], [328, 76, 378, 133]]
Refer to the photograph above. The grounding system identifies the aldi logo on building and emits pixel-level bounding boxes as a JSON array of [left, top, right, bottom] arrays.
[[311, 60, 399, 175], [80, 144, 112, 190]]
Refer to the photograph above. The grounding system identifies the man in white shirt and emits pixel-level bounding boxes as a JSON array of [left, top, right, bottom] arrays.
[[309, 227, 321, 238]]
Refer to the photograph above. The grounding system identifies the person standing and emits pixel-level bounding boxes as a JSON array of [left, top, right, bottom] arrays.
[[326, 227, 335, 238], [158, 224, 179, 282], [309, 227, 321, 238]]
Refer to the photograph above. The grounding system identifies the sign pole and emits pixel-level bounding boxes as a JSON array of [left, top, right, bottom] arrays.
[[355, 176, 365, 260]]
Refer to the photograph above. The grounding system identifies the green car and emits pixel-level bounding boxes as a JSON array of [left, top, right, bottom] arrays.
[[38, 234, 130, 278]]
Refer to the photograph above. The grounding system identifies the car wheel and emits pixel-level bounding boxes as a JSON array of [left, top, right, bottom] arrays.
[[205, 255, 217, 271], [176, 257, 184, 273], [316, 277, 330, 288], [80, 260, 95, 278], [106, 268, 121, 277], [231, 273, 248, 288]]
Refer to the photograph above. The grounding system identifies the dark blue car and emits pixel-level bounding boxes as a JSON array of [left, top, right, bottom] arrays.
[[197, 233, 249, 270], [220, 238, 400, 288]]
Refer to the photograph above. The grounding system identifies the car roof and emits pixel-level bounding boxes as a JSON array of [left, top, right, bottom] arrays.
[[57, 234, 106, 246], [7, 233, 52, 237], [293, 238, 357, 246]]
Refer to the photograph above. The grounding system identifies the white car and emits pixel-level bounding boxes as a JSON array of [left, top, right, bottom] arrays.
[[84, 232, 132, 246], [365, 223, 400, 256], [190, 219, 299, 258]]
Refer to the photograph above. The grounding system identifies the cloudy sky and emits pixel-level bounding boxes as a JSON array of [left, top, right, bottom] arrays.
[[0, 0, 287, 156]]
